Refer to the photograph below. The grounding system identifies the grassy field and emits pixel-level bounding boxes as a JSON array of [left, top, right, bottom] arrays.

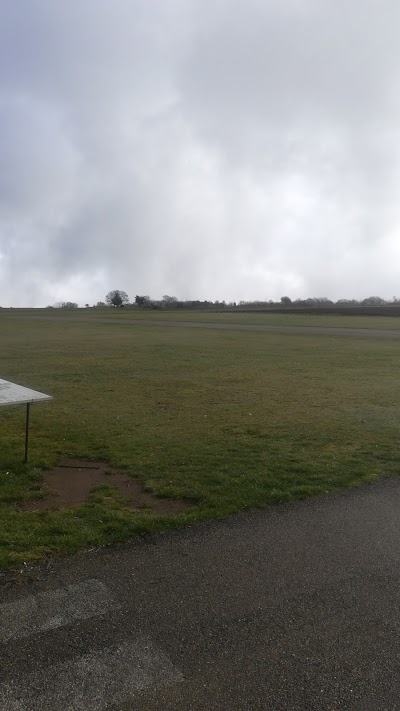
[[4, 307, 400, 329], [1, 310, 400, 568]]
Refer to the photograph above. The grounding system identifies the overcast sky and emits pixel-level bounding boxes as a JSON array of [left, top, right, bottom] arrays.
[[1, 0, 400, 306]]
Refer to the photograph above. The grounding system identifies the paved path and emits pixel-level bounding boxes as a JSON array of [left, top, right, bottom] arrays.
[[1, 479, 400, 709], [6, 313, 400, 338]]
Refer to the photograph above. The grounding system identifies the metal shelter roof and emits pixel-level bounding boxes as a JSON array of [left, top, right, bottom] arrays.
[[0, 378, 53, 407]]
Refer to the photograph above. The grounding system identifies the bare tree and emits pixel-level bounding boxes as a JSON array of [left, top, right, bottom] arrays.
[[135, 295, 151, 308], [280, 296, 292, 306], [105, 290, 129, 307], [161, 295, 178, 308]]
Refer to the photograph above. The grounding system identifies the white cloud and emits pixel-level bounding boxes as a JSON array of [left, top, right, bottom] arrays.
[[1, 0, 400, 306]]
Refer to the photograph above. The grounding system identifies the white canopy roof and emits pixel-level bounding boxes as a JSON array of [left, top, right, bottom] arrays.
[[0, 378, 53, 407]]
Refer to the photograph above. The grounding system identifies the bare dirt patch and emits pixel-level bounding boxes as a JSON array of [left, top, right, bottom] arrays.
[[22, 458, 190, 515]]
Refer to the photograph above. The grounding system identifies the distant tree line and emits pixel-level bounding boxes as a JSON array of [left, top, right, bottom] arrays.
[[46, 301, 79, 309], [46, 293, 400, 310]]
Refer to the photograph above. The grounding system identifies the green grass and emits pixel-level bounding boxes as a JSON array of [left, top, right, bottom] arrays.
[[1, 311, 400, 568], [4, 306, 400, 329]]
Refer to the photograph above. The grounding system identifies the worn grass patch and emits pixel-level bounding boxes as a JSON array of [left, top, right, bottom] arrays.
[[1, 312, 400, 568]]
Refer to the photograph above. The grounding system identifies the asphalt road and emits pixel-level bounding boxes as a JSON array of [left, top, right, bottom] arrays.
[[1, 479, 400, 710], [6, 312, 400, 338]]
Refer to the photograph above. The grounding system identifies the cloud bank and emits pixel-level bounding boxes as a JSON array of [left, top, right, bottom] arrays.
[[1, 0, 400, 306]]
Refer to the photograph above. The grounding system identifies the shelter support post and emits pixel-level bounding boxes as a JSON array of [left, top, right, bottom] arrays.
[[24, 402, 30, 464]]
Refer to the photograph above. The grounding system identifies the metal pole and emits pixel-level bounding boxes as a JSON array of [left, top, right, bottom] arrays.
[[24, 402, 30, 464]]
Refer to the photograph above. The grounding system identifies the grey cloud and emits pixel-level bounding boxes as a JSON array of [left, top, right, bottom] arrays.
[[0, 0, 400, 306]]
